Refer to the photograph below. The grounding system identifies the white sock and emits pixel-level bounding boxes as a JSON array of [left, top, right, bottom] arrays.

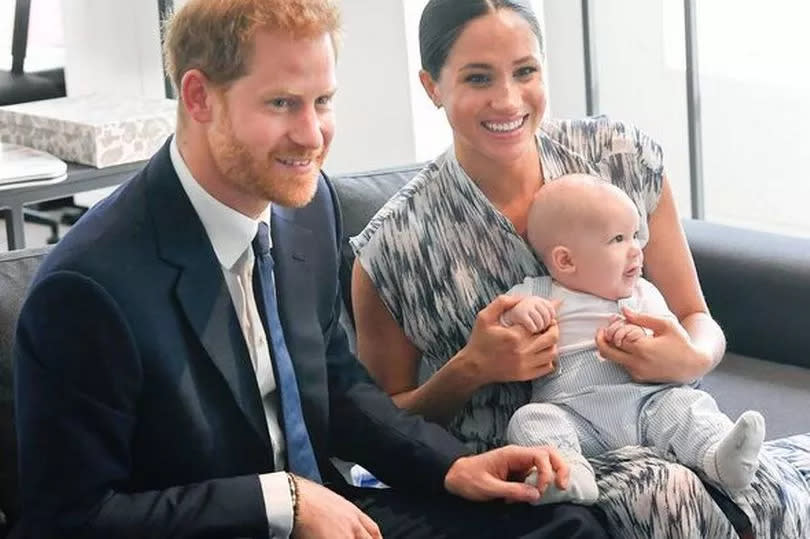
[[704, 410, 765, 490], [525, 453, 598, 505]]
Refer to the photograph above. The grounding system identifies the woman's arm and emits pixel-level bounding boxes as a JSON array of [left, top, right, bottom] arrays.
[[643, 175, 726, 369], [597, 175, 726, 383], [352, 262, 557, 424]]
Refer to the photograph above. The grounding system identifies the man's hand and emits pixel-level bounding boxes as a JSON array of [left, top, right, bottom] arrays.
[[500, 297, 562, 334], [293, 477, 381, 539], [444, 445, 569, 504]]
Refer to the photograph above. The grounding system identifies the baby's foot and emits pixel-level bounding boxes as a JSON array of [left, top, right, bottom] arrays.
[[526, 454, 598, 505], [704, 410, 765, 490]]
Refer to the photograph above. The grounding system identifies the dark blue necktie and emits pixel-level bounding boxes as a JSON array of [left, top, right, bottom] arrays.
[[252, 222, 322, 483]]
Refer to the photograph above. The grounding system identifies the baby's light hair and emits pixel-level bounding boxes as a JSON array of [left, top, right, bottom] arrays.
[[527, 173, 636, 261]]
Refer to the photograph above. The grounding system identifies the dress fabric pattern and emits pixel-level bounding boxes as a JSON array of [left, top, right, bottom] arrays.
[[351, 116, 810, 537]]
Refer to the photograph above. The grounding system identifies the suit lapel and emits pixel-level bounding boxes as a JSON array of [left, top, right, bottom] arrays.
[[147, 141, 271, 449], [271, 206, 329, 452], [174, 263, 271, 448]]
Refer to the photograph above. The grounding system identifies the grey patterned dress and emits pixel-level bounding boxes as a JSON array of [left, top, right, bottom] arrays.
[[351, 116, 810, 538]]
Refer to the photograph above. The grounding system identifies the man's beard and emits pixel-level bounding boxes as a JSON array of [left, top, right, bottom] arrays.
[[210, 115, 324, 208]]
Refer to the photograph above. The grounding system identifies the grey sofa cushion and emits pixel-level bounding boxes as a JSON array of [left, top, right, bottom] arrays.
[[684, 219, 810, 369], [0, 247, 48, 528], [329, 163, 425, 320], [703, 352, 810, 439]]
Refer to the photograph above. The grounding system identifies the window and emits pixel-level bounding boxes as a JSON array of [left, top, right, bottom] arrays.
[[553, 0, 810, 237]]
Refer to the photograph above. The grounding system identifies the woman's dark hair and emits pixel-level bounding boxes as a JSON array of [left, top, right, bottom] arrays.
[[419, 0, 544, 80]]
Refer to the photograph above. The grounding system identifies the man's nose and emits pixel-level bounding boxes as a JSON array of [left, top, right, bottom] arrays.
[[290, 106, 324, 149]]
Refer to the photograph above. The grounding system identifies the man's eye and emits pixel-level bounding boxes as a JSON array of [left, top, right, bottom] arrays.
[[316, 95, 333, 106], [515, 66, 538, 78], [268, 98, 292, 108]]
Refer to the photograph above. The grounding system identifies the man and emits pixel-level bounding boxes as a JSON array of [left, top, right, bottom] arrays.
[[13, 0, 608, 537]]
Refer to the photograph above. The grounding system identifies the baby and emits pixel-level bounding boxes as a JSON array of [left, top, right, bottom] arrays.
[[502, 173, 764, 505]]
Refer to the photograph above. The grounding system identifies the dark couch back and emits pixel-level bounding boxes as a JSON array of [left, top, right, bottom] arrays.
[[0, 247, 48, 532], [329, 163, 425, 322], [683, 219, 810, 369]]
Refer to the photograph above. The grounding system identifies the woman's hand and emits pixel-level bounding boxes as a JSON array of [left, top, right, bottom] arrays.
[[500, 297, 562, 334], [461, 295, 559, 387], [602, 314, 647, 349], [596, 307, 712, 384]]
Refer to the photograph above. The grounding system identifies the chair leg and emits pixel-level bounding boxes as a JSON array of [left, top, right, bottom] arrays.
[[23, 209, 60, 244]]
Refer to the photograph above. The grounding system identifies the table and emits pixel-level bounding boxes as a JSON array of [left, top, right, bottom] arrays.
[[0, 160, 145, 250]]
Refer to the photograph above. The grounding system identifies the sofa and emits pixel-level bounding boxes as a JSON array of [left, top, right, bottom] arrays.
[[1, 162, 809, 535]]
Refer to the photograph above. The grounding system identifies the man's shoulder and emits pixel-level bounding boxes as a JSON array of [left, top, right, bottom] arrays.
[[34, 163, 157, 288]]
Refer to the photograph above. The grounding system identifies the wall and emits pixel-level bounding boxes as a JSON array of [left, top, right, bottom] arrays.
[[61, 0, 165, 98], [324, 0, 420, 174]]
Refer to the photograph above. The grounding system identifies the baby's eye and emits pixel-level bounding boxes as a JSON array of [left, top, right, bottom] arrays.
[[612, 234, 625, 243], [633, 231, 640, 239]]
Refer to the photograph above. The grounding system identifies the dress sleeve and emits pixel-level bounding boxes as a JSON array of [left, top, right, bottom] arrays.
[[349, 182, 421, 328], [600, 117, 665, 216], [551, 115, 666, 218], [505, 276, 553, 297]]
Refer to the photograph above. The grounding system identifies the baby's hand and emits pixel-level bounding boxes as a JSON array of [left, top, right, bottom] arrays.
[[500, 297, 560, 334], [603, 314, 648, 349]]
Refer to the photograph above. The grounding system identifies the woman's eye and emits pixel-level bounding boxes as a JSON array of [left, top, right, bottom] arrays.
[[465, 73, 490, 85]]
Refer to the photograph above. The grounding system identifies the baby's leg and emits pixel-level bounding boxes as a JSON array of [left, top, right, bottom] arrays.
[[507, 402, 599, 505], [641, 387, 765, 491]]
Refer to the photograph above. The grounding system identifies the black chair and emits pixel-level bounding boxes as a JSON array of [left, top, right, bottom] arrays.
[[1, 0, 72, 244], [0, 0, 66, 106]]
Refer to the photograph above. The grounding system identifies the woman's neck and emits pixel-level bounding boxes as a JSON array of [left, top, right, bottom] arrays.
[[456, 142, 544, 235]]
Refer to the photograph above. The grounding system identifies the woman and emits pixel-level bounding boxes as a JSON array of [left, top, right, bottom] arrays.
[[350, 0, 809, 537]]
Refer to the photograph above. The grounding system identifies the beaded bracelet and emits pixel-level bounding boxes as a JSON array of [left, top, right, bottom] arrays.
[[286, 473, 299, 526]]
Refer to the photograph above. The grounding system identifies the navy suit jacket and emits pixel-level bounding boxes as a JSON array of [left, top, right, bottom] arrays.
[[13, 139, 469, 538]]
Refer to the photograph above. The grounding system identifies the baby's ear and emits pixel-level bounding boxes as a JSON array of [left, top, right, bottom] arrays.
[[550, 246, 575, 274]]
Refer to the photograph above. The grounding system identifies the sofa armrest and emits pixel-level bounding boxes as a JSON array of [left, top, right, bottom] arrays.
[[683, 219, 810, 369]]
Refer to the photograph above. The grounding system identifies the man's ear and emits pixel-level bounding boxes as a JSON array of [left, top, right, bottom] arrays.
[[419, 69, 442, 108], [550, 245, 575, 274], [180, 68, 217, 124]]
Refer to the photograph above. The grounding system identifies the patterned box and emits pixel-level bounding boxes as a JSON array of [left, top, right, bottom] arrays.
[[0, 94, 177, 168]]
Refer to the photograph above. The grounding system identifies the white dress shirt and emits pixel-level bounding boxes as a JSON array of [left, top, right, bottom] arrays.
[[170, 137, 293, 538]]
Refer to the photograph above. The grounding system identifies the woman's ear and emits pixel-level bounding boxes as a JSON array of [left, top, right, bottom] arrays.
[[419, 69, 442, 108], [551, 245, 575, 274]]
